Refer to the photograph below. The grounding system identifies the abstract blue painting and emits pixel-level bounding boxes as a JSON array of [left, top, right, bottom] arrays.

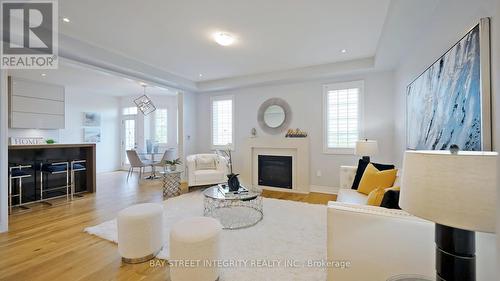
[[407, 24, 483, 151]]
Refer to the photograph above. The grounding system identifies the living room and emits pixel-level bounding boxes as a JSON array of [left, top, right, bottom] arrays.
[[0, 0, 499, 281]]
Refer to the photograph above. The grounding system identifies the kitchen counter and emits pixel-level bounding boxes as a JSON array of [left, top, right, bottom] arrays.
[[8, 144, 96, 205], [8, 143, 96, 150]]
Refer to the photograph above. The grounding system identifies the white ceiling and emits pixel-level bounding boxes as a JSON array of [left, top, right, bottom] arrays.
[[8, 60, 176, 97], [58, 0, 391, 83]]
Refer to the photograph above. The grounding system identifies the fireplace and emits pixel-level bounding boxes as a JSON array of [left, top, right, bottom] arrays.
[[258, 155, 292, 189]]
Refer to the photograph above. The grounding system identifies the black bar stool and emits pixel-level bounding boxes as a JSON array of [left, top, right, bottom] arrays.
[[70, 160, 86, 200], [38, 161, 70, 205], [8, 164, 32, 214]]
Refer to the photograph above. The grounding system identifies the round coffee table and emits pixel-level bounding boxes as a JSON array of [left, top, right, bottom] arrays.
[[203, 186, 263, 230]]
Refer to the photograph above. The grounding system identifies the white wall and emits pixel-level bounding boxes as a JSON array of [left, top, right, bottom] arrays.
[[495, 1, 500, 276], [60, 90, 121, 172], [393, 0, 500, 165], [196, 71, 395, 191], [390, 0, 500, 274], [8, 89, 122, 173]]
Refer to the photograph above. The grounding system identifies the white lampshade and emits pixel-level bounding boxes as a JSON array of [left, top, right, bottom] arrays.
[[400, 150, 497, 233], [355, 140, 378, 156], [165, 148, 177, 161]]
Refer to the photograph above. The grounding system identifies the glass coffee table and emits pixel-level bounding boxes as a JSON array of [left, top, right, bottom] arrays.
[[203, 186, 263, 229]]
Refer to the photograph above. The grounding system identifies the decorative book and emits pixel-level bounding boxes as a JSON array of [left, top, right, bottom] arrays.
[[218, 184, 248, 195]]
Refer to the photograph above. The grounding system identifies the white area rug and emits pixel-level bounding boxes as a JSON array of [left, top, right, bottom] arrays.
[[85, 191, 327, 280]]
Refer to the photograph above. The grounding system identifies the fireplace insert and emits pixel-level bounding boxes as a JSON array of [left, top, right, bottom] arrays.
[[258, 155, 292, 189]]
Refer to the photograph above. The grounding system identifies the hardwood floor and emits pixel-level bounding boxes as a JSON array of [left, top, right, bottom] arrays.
[[0, 171, 335, 281], [261, 189, 336, 204]]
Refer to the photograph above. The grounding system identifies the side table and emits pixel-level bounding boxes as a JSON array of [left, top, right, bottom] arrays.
[[160, 170, 182, 199]]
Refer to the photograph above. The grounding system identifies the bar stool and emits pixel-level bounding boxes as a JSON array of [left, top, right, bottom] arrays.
[[8, 164, 32, 214], [70, 160, 86, 200], [39, 161, 70, 205]]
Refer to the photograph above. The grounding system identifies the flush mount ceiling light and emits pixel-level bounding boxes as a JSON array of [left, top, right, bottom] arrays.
[[213, 32, 235, 46], [340, 49, 347, 53], [40, 73, 47, 77], [62, 17, 70, 23]]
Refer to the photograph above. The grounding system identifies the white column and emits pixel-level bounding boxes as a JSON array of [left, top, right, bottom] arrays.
[[0, 69, 9, 232], [177, 92, 185, 181]]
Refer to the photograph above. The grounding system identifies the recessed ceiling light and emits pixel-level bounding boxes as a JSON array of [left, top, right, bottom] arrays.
[[199, 74, 203, 77], [213, 32, 235, 46], [62, 17, 70, 23], [341, 49, 347, 53], [41, 73, 47, 77]]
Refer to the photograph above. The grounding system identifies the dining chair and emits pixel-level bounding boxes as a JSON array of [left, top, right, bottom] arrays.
[[126, 150, 153, 182]]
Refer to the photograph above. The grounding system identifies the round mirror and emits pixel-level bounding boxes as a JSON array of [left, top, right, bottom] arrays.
[[257, 98, 292, 135], [263, 105, 285, 128]]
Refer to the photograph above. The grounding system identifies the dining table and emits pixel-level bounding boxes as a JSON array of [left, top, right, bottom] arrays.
[[138, 151, 163, 180]]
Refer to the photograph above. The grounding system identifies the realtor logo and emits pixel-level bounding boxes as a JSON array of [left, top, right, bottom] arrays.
[[1, 0, 58, 69]]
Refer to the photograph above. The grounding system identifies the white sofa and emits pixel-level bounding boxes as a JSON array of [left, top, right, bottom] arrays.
[[186, 154, 228, 187], [327, 165, 496, 280], [337, 165, 400, 205]]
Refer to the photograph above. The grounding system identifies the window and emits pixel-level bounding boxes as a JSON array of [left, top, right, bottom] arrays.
[[154, 108, 168, 144], [323, 81, 363, 154], [211, 96, 234, 149], [123, 107, 137, 115]]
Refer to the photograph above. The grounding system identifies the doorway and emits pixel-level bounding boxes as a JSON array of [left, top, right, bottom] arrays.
[[121, 107, 138, 166]]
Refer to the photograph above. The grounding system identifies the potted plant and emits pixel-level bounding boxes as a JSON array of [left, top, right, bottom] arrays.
[[166, 158, 182, 171], [217, 144, 240, 192]]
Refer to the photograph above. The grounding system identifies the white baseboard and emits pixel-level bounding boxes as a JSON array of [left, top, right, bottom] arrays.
[[310, 185, 338, 195]]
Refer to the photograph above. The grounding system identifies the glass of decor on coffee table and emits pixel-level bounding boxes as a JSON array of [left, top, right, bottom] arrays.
[[203, 185, 263, 230]]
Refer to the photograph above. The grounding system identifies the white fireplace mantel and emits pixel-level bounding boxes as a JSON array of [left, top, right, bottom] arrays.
[[241, 137, 310, 193]]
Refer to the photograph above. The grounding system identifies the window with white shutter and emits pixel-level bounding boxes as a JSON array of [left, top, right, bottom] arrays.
[[154, 108, 168, 144], [211, 96, 234, 149], [122, 106, 137, 115], [323, 81, 364, 154]]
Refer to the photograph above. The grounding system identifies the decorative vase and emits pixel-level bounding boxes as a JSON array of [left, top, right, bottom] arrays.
[[169, 164, 177, 171], [227, 173, 240, 192]]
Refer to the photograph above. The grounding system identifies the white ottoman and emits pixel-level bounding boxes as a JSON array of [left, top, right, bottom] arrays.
[[170, 217, 222, 281], [117, 203, 164, 263]]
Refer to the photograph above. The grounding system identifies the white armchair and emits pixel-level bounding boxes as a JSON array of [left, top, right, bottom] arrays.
[[186, 154, 228, 187]]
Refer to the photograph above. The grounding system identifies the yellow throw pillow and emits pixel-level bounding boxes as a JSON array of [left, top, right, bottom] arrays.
[[384, 186, 400, 192], [357, 163, 398, 195], [367, 187, 386, 206]]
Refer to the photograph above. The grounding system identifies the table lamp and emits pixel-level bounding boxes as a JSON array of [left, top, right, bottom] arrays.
[[165, 148, 176, 162], [400, 150, 497, 281], [355, 139, 378, 162]]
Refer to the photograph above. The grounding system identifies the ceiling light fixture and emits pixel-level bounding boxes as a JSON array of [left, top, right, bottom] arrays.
[[62, 17, 70, 23], [41, 73, 47, 77], [134, 85, 156, 116], [341, 49, 347, 53], [199, 74, 203, 77], [213, 32, 235, 46]]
